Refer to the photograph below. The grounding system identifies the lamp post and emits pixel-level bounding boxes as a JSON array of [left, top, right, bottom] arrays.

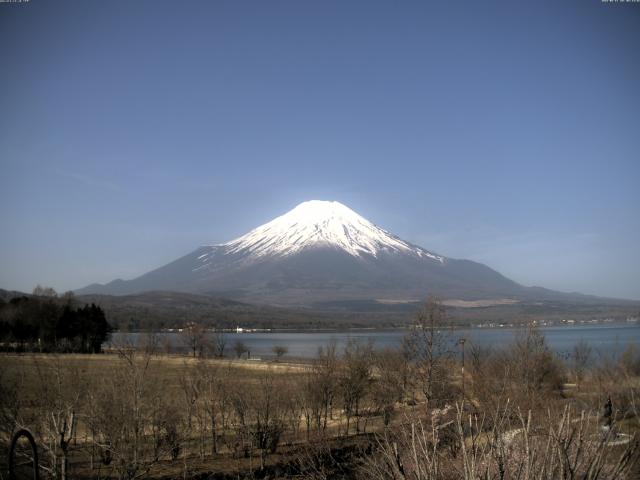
[[458, 338, 466, 402]]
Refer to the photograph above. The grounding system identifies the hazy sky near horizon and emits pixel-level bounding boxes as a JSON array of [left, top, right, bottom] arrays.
[[1, 1, 639, 299]]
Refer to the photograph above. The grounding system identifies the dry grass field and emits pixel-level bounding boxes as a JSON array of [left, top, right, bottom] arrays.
[[0, 351, 396, 479], [1, 315, 639, 480]]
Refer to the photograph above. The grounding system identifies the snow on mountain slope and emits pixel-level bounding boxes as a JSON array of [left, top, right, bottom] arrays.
[[209, 200, 444, 262]]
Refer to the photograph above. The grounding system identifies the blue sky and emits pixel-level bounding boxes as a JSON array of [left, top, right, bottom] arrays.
[[1, 1, 639, 299]]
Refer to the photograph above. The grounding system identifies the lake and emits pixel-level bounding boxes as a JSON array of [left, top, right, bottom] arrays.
[[110, 322, 640, 360]]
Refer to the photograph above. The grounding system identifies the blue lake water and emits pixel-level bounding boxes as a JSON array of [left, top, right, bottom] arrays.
[[110, 323, 640, 360]]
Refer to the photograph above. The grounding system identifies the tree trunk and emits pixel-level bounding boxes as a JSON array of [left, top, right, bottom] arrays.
[[211, 417, 217, 454], [61, 450, 68, 480]]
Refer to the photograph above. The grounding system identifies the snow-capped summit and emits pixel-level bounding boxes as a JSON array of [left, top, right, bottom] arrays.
[[218, 200, 444, 261]]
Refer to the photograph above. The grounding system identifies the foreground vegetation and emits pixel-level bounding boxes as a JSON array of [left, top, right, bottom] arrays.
[[1, 298, 639, 479]]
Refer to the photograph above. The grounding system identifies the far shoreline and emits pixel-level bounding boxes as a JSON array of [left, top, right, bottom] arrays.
[[114, 318, 639, 335]]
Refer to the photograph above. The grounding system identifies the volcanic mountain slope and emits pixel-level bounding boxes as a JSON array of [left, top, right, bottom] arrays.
[[77, 200, 574, 306]]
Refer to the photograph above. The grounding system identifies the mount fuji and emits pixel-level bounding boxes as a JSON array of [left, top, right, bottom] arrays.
[[77, 200, 568, 306]]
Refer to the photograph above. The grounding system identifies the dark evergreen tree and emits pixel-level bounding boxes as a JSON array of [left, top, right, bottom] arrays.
[[0, 294, 112, 353]]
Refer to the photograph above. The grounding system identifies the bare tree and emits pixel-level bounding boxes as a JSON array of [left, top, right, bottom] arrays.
[[619, 344, 640, 375], [0, 359, 23, 450], [92, 348, 177, 480], [138, 331, 160, 356], [233, 340, 249, 359], [314, 341, 339, 433], [244, 368, 287, 469], [300, 369, 323, 440], [363, 403, 640, 480], [373, 348, 407, 426], [212, 327, 227, 358], [466, 343, 508, 411], [179, 361, 204, 459], [32, 356, 84, 480], [272, 345, 288, 360], [201, 361, 232, 454], [32, 285, 58, 297], [182, 322, 207, 358], [512, 323, 565, 402], [339, 338, 374, 435], [572, 339, 592, 385], [406, 296, 454, 408]]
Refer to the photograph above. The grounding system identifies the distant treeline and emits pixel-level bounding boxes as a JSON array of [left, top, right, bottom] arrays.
[[0, 286, 112, 353]]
